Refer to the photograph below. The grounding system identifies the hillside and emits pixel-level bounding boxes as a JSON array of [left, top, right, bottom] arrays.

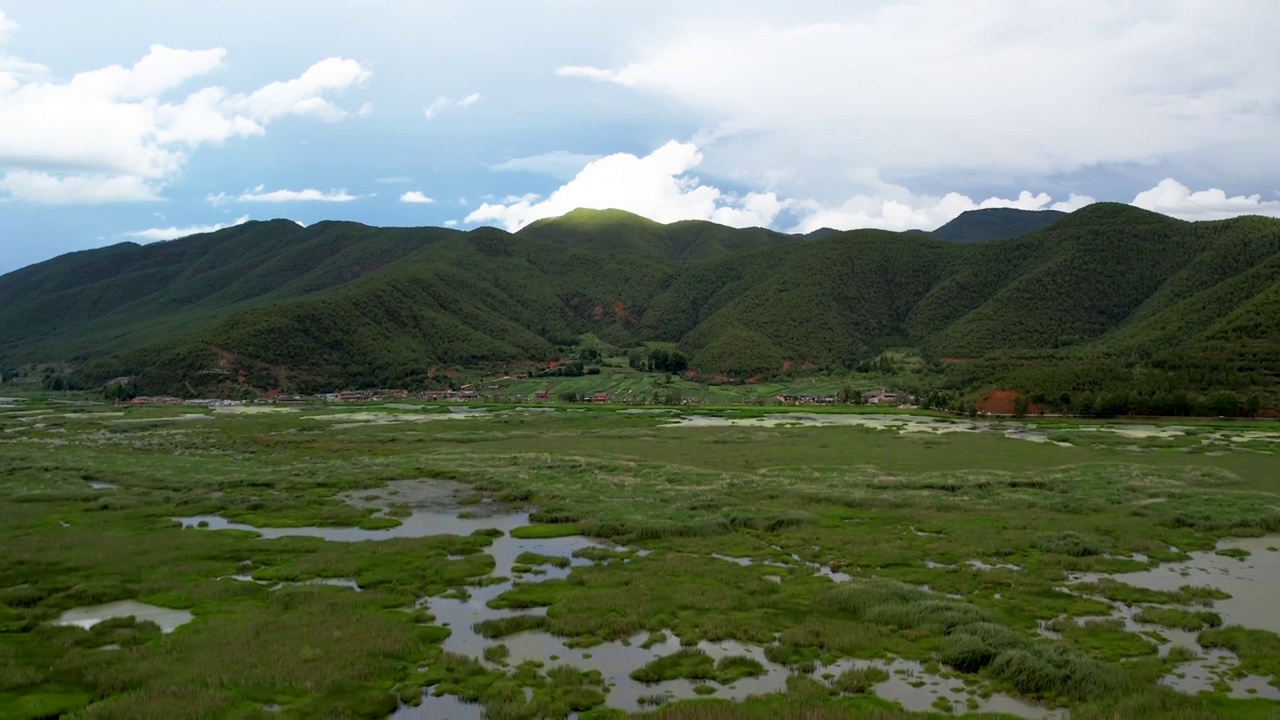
[[2, 204, 1279, 398], [930, 208, 1068, 243]]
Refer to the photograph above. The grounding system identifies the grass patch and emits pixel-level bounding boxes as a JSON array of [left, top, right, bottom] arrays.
[[510, 524, 581, 539], [833, 667, 889, 694], [515, 551, 572, 569], [1134, 607, 1222, 632]]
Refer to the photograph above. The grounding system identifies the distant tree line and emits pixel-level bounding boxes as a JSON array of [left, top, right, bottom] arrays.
[[628, 347, 689, 374]]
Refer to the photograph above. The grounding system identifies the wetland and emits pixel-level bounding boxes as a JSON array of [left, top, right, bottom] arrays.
[[2, 401, 1279, 718]]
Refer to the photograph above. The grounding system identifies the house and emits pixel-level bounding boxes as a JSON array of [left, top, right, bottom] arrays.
[[592, 392, 610, 404], [129, 396, 182, 406], [534, 390, 549, 401], [861, 389, 899, 406]]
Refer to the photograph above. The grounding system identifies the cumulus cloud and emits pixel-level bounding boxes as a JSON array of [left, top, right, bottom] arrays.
[[557, 1, 1280, 193], [790, 190, 1095, 234], [124, 215, 250, 242], [400, 191, 435, 204], [423, 92, 481, 120], [489, 151, 602, 180], [231, 57, 370, 123], [209, 185, 361, 203], [465, 139, 1115, 234], [0, 10, 18, 42], [0, 25, 370, 203], [1132, 179, 1280, 220], [465, 141, 790, 231], [0, 171, 161, 204]]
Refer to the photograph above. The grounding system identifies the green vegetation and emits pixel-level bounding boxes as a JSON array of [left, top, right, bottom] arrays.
[[1135, 607, 1223, 632], [629, 651, 765, 685], [0, 400, 1277, 717], [833, 666, 889, 695], [4, 205, 1279, 413], [928, 208, 1068, 243]]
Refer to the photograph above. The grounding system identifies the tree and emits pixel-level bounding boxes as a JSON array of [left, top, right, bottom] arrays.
[[1012, 394, 1029, 418], [1245, 394, 1263, 418]]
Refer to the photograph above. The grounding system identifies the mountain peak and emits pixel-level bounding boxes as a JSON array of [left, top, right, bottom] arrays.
[[930, 207, 1068, 243]]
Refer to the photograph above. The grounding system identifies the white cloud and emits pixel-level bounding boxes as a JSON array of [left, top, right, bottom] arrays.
[[357, 102, 374, 117], [558, 2, 1280, 195], [376, 175, 412, 184], [210, 185, 361, 203], [424, 92, 482, 120], [231, 57, 370, 123], [444, 220, 459, 227], [124, 215, 250, 242], [1132, 179, 1280, 220], [465, 138, 1130, 234], [400, 190, 435, 204], [0, 34, 371, 203], [503, 193, 540, 204], [0, 171, 161, 204], [489, 151, 602, 180], [466, 140, 790, 231], [0, 10, 18, 42], [790, 189, 1091, 234]]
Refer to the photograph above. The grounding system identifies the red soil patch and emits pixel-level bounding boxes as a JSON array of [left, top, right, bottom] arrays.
[[612, 301, 628, 320], [746, 375, 764, 385], [781, 359, 795, 373], [592, 303, 605, 319], [976, 389, 1043, 416]]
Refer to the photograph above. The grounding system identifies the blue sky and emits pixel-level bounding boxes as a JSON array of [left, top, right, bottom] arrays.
[[2, 0, 1278, 273]]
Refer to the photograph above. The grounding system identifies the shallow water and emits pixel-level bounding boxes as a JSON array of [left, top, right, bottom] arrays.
[[662, 414, 1076, 449], [1062, 536, 1280, 698], [303, 411, 486, 429], [419, 535, 1052, 718], [213, 405, 299, 414], [110, 414, 212, 425], [1163, 652, 1280, 700], [1098, 536, 1280, 635], [176, 511, 532, 542], [392, 692, 483, 720], [52, 600, 193, 633]]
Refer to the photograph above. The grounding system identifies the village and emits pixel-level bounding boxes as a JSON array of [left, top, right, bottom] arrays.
[[116, 386, 917, 409]]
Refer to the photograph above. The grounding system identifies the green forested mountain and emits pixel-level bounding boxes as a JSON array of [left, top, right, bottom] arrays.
[[929, 207, 1068, 243], [2, 203, 1278, 397]]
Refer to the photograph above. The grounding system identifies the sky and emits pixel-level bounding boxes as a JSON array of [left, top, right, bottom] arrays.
[[2, 0, 1279, 273]]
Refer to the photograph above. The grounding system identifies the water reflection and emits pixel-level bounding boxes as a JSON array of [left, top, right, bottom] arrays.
[[52, 600, 193, 633]]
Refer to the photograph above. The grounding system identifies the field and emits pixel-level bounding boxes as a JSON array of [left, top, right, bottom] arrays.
[[2, 398, 1279, 719]]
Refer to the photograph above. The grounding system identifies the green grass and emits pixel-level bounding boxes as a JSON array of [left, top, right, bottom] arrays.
[[833, 667, 889, 695], [510, 524, 582, 539], [1135, 607, 1223, 632], [1, 404, 1278, 717], [515, 552, 572, 569]]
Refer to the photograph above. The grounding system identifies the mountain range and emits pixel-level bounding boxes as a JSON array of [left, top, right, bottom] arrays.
[[1, 205, 1277, 397]]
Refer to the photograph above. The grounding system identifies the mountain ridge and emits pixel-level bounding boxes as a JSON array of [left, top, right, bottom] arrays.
[[3, 203, 1278, 398]]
